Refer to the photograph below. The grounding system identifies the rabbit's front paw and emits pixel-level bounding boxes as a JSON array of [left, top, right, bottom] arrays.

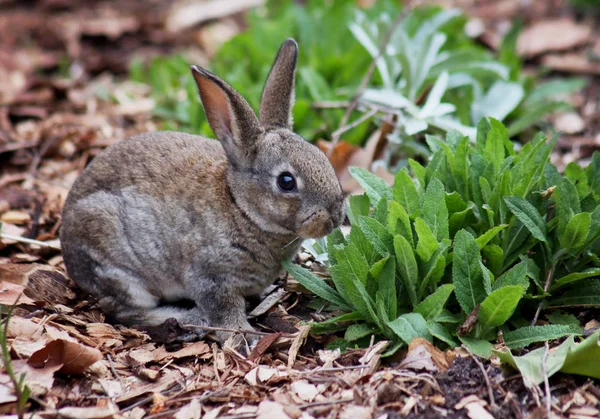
[[222, 329, 261, 355]]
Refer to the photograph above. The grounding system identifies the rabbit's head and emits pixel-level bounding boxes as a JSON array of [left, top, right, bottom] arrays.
[[191, 39, 345, 239]]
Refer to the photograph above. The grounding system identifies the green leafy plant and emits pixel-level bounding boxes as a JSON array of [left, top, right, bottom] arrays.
[[352, 8, 584, 163], [285, 119, 600, 353]]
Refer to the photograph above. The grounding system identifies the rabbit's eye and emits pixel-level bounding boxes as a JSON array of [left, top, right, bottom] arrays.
[[277, 172, 297, 192]]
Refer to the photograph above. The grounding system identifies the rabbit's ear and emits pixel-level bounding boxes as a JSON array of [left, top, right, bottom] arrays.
[[259, 38, 298, 129], [191, 66, 263, 166]]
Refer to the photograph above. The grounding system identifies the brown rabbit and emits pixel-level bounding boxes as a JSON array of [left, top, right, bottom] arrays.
[[60, 39, 345, 345]]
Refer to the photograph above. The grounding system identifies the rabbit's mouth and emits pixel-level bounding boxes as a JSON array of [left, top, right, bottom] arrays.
[[297, 210, 336, 238]]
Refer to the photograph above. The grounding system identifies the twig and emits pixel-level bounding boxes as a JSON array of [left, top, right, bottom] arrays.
[[542, 342, 552, 416], [106, 354, 125, 396], [462, 344, 495, 408], [298, 398, 354, 409], [0, 234, 61, 250], [531, 263, 554, 326], [329, 6, 410, 154], [330, 108, 378, 139], [298, 365, 369, 374]]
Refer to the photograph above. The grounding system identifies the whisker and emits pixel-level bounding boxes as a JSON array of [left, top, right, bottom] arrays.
[[282, 236, 301, 250]]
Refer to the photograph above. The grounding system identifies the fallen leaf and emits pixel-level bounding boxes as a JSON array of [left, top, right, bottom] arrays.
[[57, 403, 118, 419], [0, 210, 30, 224], [153, 341, 210, 362], [244, 366, 288, 386], [290, 380, 319, 402], [340, 405, 373, 419], [0, 373, 17, 404], [517, 19, 592, 57], [28, 338, 102, 375], [553, 112, 585, 134], [542, 53, 600, 75], [12, 359, 62, 397], [256, 400, 291, 419], [0, 281, 36, 305], [399, 338, 453, 373], [174, 398, 201, 419], [455, 395, 494, 419]]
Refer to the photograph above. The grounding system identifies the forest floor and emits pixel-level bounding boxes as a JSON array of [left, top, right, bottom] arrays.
[[0, 0, 599, 418]]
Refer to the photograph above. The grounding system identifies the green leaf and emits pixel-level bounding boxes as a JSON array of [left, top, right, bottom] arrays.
[[388, 201, 414, 246], [427, 321, 457, 347], [549, 279, 600, 307], [493, 261, 529, 290], [504, 196, 548, 243], [495, 336, 574, 387], [387, 313, 432, 344], [358, 216, 394, 257], [550, 268, 600, 291], [459, 336, 494, 359], [423, 179, 449, 241], [560, 330, 600, 379], [414, 284, 455, 320], [503, 324, 582, 349], [483, 118, 506, 174], [495, 331, 600, 386], [348, 194, 371, 225], [587, 152, 600, 198], [546, 312, 580, 326], [349, 167, 393, 206], [415, 217, 438, 263], [377, 257, 397, 320], [478, 286, 524, 332], [409, 159, 426, 188], [394, 170, 420, 215], [475, 224, 507, 249], [452, 230, 487, 313], [345, 323, 378, 342], [560, 212, 591, 251], [283, 261, 351, 310], [334, 242, 369, 285], [394, 235, 419, 308]]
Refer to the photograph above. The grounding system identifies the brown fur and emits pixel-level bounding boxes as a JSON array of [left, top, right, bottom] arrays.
[[60, 39, 345, 345]]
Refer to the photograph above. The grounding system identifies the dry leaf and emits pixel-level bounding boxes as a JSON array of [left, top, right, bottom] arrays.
[[57, 403, 118, 419], [517, 19, 592, 57], [0, 210, 30, 224], [245, 366, 288, 386], [0, 373, 17, 404], [12, 359, 62, 397], [256, 400, 291, 419], [290, 380, 319, 402], [153, 341, 210, 362], [542, 53, 600, 76], [0, 281, 36, 305], [28, 338, 102, 375], [340, 405, 373, 419], [399, 338, 453, 373], [553, 112, 585, 134], [174, 398, 201, 419]]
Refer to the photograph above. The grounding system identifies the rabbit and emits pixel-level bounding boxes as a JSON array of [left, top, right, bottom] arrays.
[[60, 38, 346, 346]]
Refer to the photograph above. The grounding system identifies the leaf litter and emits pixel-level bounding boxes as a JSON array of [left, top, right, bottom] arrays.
[[0, 0, 598, 417]]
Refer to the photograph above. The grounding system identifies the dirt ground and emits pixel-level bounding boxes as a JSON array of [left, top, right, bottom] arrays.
[[0, 0, 599, 417]]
